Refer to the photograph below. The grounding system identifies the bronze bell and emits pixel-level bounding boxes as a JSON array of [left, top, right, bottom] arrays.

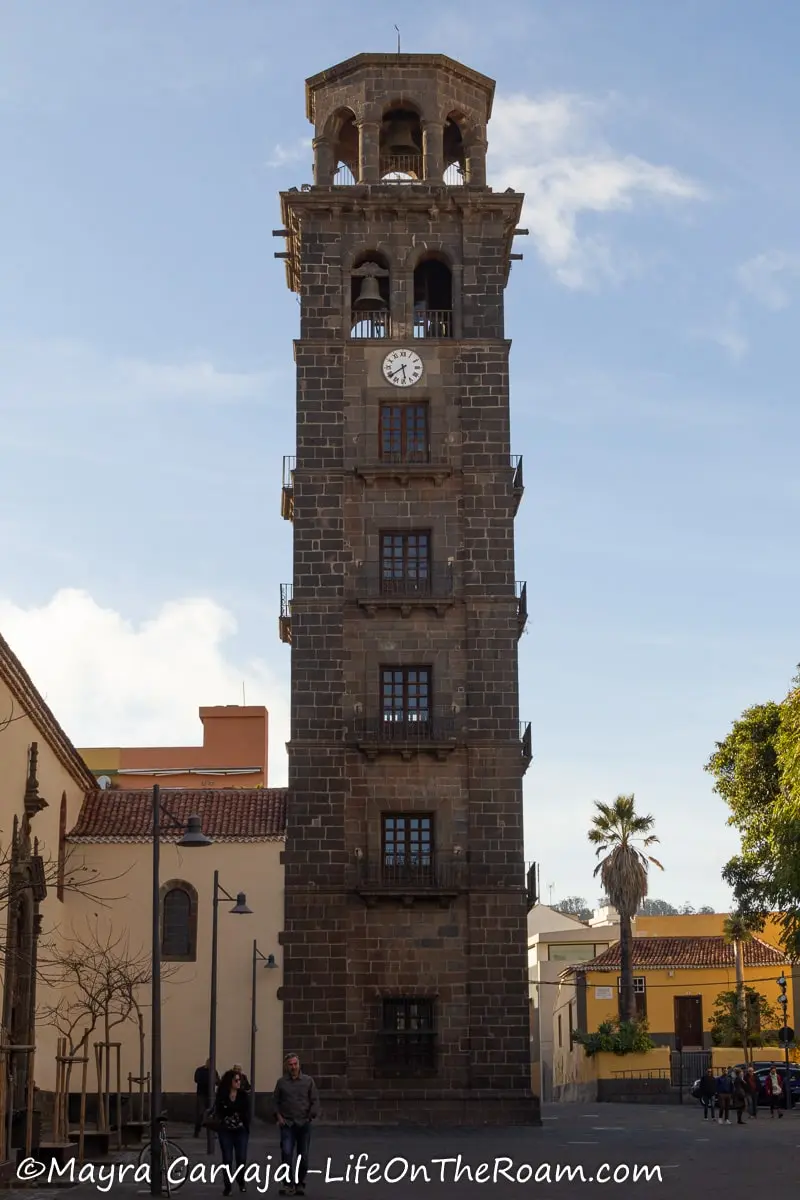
[[353, 275, 387, 311], [384, 118, 419, 157]]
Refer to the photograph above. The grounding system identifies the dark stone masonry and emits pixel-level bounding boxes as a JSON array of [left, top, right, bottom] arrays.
[[277, 52, 539, 1125]]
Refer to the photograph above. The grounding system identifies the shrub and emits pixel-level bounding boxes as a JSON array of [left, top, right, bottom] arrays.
[[573, 1017, 655, 1057]]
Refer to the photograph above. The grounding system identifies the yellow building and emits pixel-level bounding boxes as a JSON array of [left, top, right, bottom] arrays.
[[555, 934, 793, 1059], [0, 630, 287, 1117]]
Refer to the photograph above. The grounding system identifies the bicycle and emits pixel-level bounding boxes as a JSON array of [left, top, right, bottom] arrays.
[[137, 1112, 189, 1194]]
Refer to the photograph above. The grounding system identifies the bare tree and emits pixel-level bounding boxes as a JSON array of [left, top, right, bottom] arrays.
[[38, 920, 178, 1129]]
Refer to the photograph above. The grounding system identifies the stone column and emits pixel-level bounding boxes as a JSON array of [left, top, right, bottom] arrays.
[[312, 136, 335, 185], [357, 121, 380, 183], [422, 120, 444, 182], [466, 137, 488, 186]]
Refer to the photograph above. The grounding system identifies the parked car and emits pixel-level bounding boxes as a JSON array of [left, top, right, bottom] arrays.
[[691, 1063, 800, 1105]]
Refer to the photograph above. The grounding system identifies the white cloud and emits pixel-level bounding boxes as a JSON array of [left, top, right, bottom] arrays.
[[0, 337, 280, 412], [693, 323, 749, 364], [738, 251, 800, 311], [0, 590, 289, 786], [490, 93, 704, 288], [265, 139, 310, 170]]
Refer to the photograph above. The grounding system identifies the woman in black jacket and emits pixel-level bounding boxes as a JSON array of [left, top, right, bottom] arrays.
[[215, 1069, 250, 1195]]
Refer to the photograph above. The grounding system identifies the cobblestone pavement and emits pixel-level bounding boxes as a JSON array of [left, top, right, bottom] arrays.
[[13, 1102, 800, 1198]]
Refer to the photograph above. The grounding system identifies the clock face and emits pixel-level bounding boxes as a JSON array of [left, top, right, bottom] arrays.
[[382, 348, 423, 388]]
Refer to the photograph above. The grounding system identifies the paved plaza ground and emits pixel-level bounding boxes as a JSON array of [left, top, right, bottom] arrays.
[[14, 1101, 800, 1198]]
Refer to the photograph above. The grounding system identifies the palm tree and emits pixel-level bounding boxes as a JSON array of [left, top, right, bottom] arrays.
[[723, 913, 755, 1062], [588, 795, 663, 1023]]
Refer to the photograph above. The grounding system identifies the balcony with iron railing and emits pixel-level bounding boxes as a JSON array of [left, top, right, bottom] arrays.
[[350, 311, 391, 339], [374, 1030, 437, 1077], [511, 454, 524, 514], [349, 709, 464, 761], [354, 564, 455, 618], [278, 584, 292, 644], [521, 721, 533, 774], [280, 455, 295, 521], [351, 434, 452, 486], [516, 580, 528, 639], [350, 851, 468, 906], [413, 309, 453, 339], [379, 153, 422, 181]]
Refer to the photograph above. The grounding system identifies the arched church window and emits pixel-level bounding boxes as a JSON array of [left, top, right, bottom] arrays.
[[413, 255, 453, 338], [351, 252, 391, 339], [160, 880, 198, 961]]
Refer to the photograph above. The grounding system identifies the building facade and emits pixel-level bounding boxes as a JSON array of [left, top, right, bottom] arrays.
[[80, 705, 269, 790], [527, 904, 618, 1100], [277, 52, 537, 1123]]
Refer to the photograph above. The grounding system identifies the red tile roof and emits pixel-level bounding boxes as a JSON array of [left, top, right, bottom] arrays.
[[67, 788, 287, 842], [575, 935, 788, 972]]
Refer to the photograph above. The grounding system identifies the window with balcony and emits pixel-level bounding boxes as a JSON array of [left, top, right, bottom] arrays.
[[379, 531, 430, 595], [379, 403, 429, 464], [382, 814, 433, 884], [380, 667, 431, 736], [376, 997, 437, 1076]]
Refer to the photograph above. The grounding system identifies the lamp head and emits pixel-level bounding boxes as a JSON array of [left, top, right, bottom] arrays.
[[230, 892, 252, 915], [265, 954, 278, 969], [177, 815, 213, 847], [777, 974, 787, 989]]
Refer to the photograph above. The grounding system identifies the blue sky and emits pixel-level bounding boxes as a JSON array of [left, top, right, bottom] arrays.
[[2, 0, 799, 911]]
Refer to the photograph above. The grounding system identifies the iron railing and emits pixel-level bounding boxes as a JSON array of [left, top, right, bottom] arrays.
[[354, 564, 454, 600], [279, 584, 292, 644], [413, 309, 453, 338], [379, 154, 422, 180], [354, 852, 467, 891], [526, 861, 539, 910], [511, 454, 524, 514], [375, 1031, 437, 1076], [516, 581, 528, 636], [281, 456, 295, 521], [333, 163, 357, 185], [350, 711, 464, 744], [350, 311, 391, 339], [521, 721, 533, 771], [350, 432, 450, 472]]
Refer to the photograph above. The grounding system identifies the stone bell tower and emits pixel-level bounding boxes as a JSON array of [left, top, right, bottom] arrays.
[[275, 52, 538, 1124]]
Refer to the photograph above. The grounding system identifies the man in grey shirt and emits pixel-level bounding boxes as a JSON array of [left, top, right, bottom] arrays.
[[273, 1053, 320, 1196]]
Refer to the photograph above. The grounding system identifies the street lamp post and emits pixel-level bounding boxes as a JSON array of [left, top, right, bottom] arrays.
[[249, 942, 278, 1124], [151, 784, 213, 1197], [207, 872, 252, 1154], [777, 973, 792, 1110]]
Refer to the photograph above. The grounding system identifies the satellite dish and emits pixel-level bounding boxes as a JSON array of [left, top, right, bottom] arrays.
[[97, 776, 112, 790]]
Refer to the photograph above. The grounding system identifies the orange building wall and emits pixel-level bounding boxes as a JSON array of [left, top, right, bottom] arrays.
[[80, 705, 269, 788]]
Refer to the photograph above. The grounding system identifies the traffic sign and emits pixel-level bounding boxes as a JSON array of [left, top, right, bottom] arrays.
[[779, 1025, 794, 1046]]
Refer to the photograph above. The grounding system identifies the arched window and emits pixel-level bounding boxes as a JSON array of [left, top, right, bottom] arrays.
[[351, 251, 391, 339], [413, 255, 453, 338], [379, 105, 422, 181], [160, 880, 198, 961], [443, 115, 466, 185], [327, 108, 358, 186]]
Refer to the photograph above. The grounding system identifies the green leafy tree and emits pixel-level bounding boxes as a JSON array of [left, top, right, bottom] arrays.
[[572, 1016, 655, 1057], [708, 986, 779, 1049], [705, 679, 800, 957], [588, 795, 663, 1022], [553, 897, 593, 922]]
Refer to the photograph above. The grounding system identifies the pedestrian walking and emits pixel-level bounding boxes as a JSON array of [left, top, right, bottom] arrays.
[[697, 1068, 716, 1121], [194, 1058, 220, 1138], [232, 1063, 252, 1092], [744, 1066, 759, 1118], [214, 1068, 250, 1195], [716, 1067, 733, 1124], [273, 1053, 320, 1197], [732, 1069, 747, 1124], [765, 1066, 784, 1118]]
